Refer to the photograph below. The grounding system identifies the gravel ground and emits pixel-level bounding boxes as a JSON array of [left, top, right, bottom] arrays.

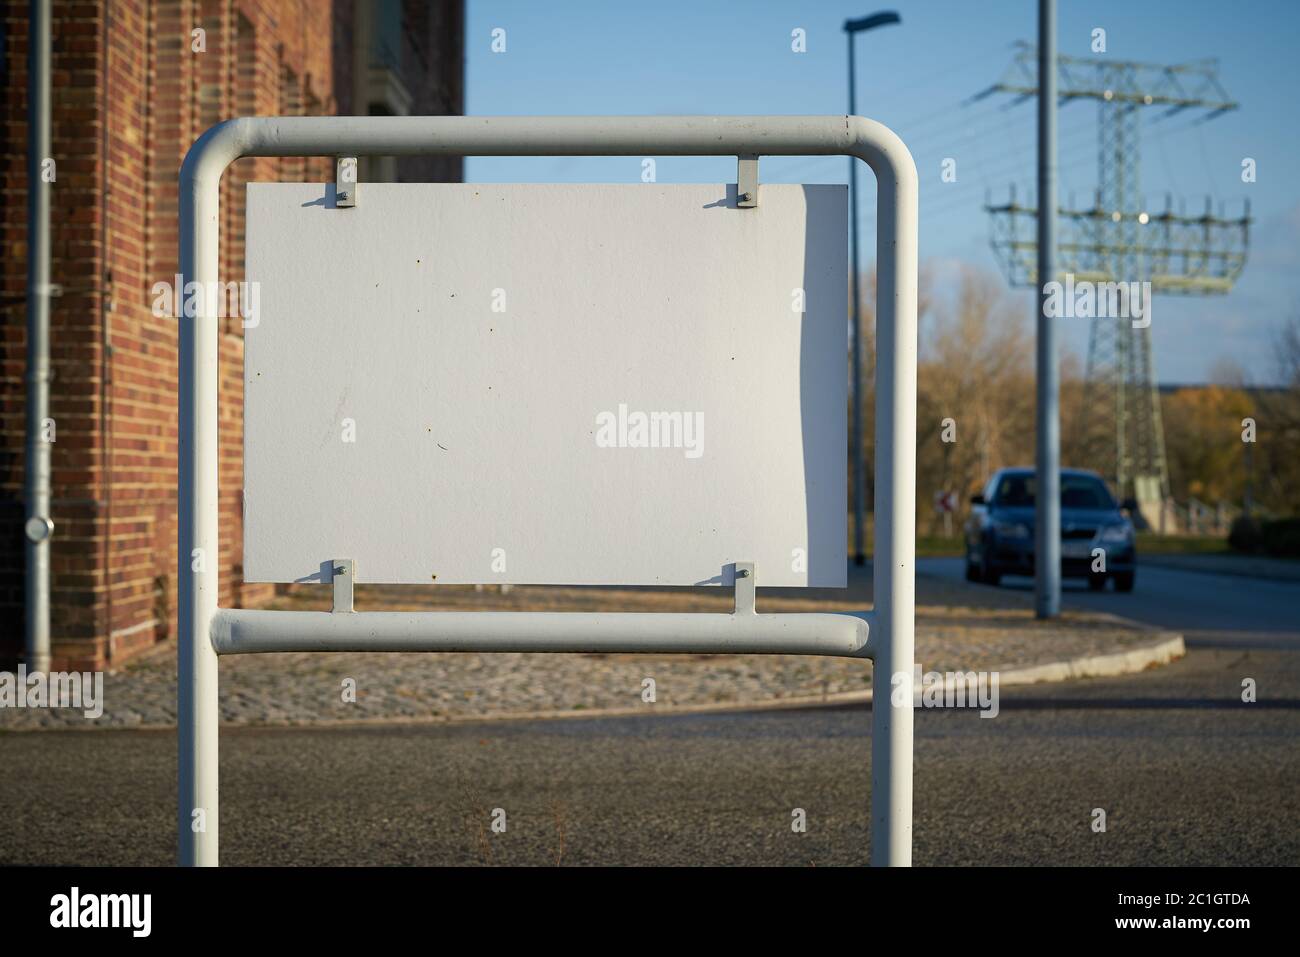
[[0, 567, 1169, 730]]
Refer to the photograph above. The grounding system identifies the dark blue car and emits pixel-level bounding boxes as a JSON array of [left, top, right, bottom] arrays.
[[964, 467, 1137, 591]]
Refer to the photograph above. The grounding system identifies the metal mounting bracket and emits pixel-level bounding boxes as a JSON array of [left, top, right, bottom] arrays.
[[331, 559, 354, 612], [733, 561, 756, 614], [737, 155, 759, 208], [336, 157, 357, 208]]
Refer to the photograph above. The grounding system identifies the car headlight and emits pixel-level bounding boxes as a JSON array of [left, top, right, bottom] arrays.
[[994, 521, 1030, 539], [1099, 524, 1132, 543]]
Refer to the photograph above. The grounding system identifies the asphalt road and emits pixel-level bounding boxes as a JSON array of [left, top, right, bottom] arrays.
[[2, 558, 1296, 866], [917, 555, 1300, 651]]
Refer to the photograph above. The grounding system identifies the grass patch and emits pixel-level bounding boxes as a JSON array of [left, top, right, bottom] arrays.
[[849, 514, 966, 559], [917, 535, 965, 558], [1135, 533, 1231, 555]]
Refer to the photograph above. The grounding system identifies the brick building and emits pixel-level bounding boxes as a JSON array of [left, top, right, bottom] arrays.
[[0, 0, 464, 669]]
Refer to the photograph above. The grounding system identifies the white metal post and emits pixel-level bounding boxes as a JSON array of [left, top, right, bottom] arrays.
[[178, 123, 225, 867], [859, 117, 918, 866], [178, 115, 916, 866]]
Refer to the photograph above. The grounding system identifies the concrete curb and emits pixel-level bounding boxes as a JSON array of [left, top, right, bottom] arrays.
[[0, 629, 1186, 734], [431, 630, 1186, 725], [221, 628, 1188, 729], [988, 631, 1185, 686]]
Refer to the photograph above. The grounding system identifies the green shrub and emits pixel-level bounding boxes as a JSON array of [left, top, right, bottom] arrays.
[[1234, 516, 1300, 557], [1228, 515, 1262, 553], [1260, 518, 1300, 558]]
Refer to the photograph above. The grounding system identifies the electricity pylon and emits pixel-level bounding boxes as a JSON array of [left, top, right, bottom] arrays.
[[980, 43, 1251, 525]]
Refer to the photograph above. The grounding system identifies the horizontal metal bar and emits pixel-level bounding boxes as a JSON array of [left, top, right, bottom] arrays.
[[182, 115, 915, 182], [211, 608, 872, 659]]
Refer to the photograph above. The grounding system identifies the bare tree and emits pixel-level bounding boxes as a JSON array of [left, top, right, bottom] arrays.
[[1251, 314, 1300, 514], [916, 267, 1033, 532]]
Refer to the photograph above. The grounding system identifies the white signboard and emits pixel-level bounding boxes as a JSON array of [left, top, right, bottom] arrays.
[[243, 183, 846, 586]]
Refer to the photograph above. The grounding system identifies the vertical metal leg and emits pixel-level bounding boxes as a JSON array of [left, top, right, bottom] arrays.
[[177, 593, 219, 866], [870, 621, 914, 866], [178, 137, 223, 867], [864, 124, 918, 867]]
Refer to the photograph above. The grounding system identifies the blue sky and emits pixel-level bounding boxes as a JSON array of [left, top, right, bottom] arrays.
[[463, 0, 1300, 385]]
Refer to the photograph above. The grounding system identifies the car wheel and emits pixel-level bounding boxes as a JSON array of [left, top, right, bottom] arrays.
[[1087, 573, 1107, 591], [964, 554, 979, 582], [1114, 570, 1135, 592], [979, 550, 1001, 586]]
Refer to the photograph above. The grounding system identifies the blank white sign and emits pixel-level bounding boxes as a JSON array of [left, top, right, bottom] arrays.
[[243, 183, 846, 586]]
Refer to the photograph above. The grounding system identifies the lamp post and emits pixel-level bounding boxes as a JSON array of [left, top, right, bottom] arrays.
[[845, 11, 900, 567], [1035, 0, 1061, 618]]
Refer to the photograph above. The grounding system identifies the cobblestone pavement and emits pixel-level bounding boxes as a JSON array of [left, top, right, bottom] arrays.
[[0, 569, 1167, 730]]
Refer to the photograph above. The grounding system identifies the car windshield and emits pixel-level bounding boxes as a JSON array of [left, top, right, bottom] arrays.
[[992, 474, 1115, 510]]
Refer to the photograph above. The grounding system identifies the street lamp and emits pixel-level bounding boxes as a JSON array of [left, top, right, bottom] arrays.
[[845, 11, 901, 567], [1034, 0, 1060, 618]]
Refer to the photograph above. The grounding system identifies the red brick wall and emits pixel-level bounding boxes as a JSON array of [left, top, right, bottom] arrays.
[[1, 0, 463, 669]]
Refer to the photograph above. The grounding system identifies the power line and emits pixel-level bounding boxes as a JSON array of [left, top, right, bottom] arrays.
[[982, 45, 1250, 511]]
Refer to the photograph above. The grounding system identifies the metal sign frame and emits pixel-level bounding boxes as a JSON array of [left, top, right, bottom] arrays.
[[178, 115, 918, 867]]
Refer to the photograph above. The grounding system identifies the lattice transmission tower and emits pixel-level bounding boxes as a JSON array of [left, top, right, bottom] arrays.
[[980, 43, 1250, 524]]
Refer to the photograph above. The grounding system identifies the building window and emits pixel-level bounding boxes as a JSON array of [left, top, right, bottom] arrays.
[[354, 0, 412, 182]]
